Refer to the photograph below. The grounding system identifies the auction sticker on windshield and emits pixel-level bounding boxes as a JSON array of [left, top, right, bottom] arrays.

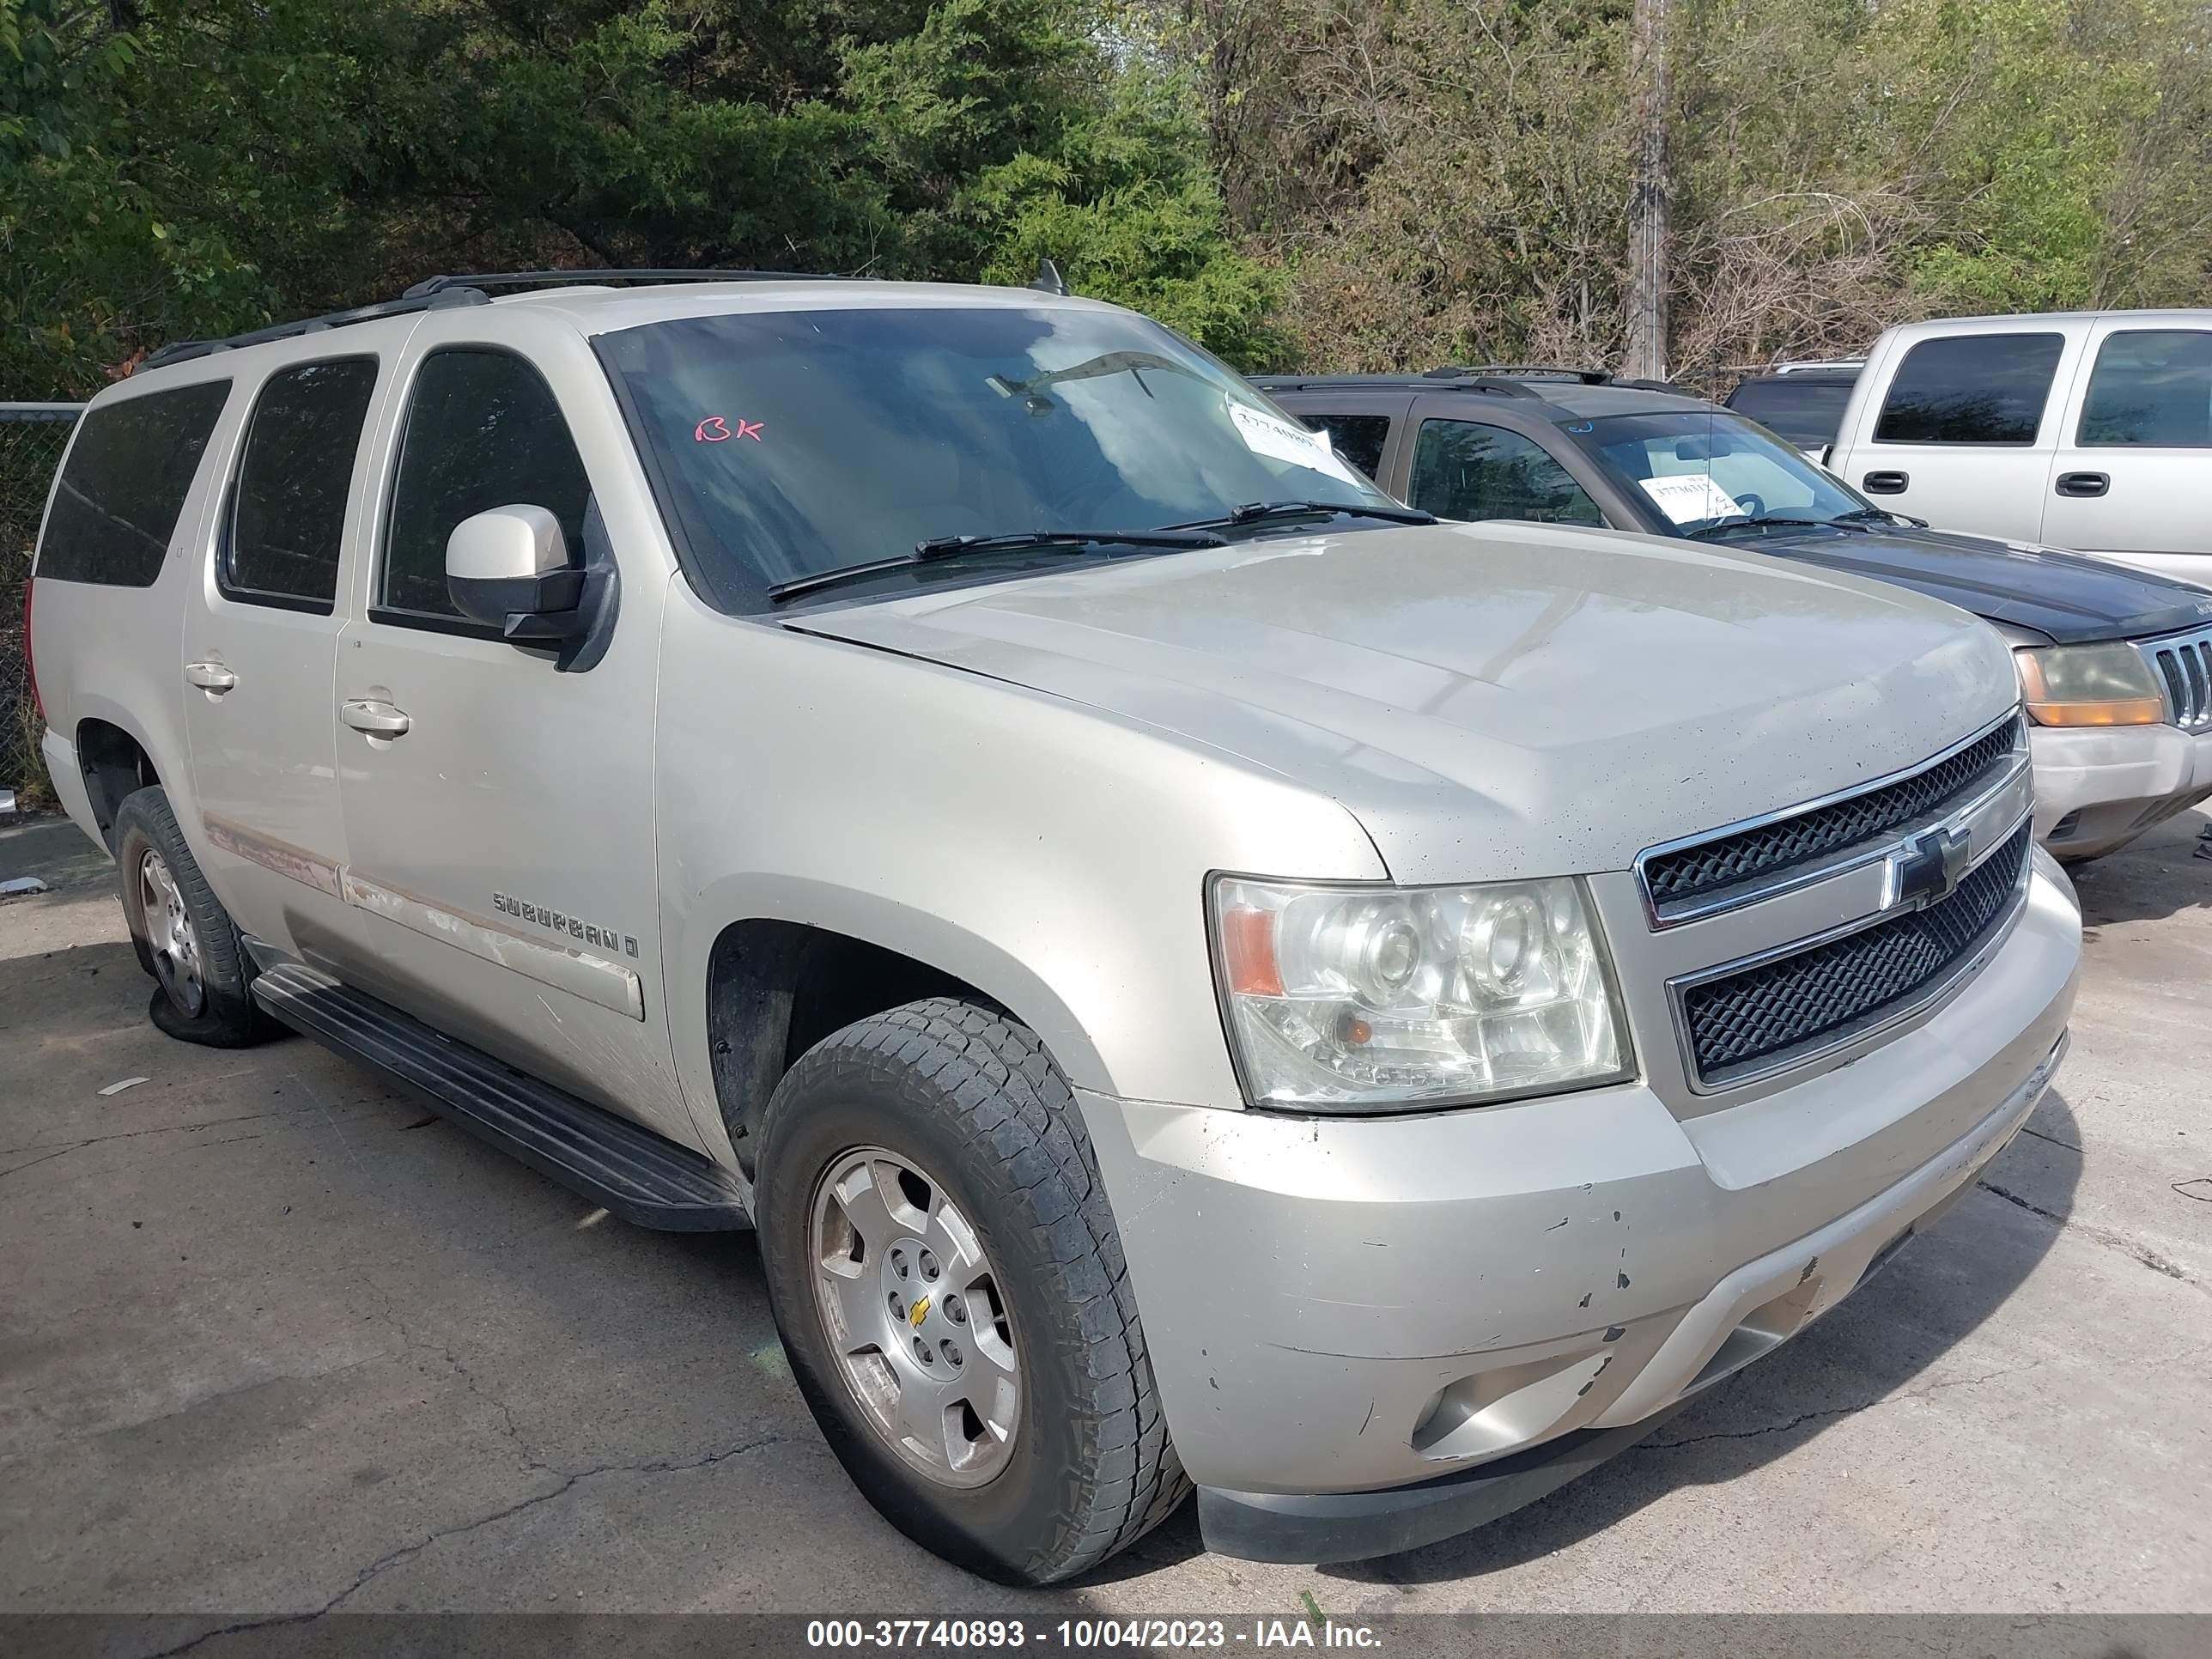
[[1228, 399, 1365, 486], [1639, 474, 1743, 526]]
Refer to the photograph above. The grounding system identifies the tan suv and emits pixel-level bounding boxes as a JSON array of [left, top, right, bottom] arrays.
[[25, 271, 2079, 1582]]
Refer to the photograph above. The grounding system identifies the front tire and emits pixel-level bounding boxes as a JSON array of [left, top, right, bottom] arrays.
[[755, 999, 1188, 1584], [114, 787, 274, 1048]]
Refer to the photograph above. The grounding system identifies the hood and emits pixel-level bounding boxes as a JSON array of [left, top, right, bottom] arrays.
[[1751, 524, 2212, 645], [789, 522, 2020, 884]]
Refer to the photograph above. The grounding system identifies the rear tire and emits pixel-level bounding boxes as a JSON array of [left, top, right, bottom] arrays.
[[755, 998, 1188, 1584], [114, 787, 275, 1048]]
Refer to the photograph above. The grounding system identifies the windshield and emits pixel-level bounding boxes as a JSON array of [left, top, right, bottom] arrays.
[[599, 305, 1396, 605], [1565, 410, 1875, 535]]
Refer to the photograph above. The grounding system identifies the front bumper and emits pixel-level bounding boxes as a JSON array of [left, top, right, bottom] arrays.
[[2031, 721, 2212, 859], [1075, 866, 2079, 1561]]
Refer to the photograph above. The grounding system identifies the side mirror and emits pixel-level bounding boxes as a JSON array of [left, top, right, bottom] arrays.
[[447, 506, 588, 643]]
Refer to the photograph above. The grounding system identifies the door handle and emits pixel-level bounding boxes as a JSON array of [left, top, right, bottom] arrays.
[[2056, 471, 2111, 498], [1862, 470, 1910, 495], [340, 697, 411, 738], [184, 661, 238, 695]]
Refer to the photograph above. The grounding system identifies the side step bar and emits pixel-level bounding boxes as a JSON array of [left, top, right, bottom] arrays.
[[251, 962, 751, 1231]]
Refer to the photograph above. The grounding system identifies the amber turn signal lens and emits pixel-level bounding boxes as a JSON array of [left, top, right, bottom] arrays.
[[2023, 696, 2166, 726], [1219, 906, 1285, 996], [2015, 643, 2166, 727]]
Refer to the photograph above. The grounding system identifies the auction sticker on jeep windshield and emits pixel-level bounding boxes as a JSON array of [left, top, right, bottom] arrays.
[[1638, 473, 1744, 525], [1227, 398, 1364, 486]]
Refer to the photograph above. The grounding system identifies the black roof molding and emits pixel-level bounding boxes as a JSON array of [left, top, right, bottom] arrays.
[[1428, 364, 1680, 392], [1253, 373, 1542, 400], [1258, 365, 1688, 400]]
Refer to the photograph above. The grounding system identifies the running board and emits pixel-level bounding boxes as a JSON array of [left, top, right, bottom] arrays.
[[250, 962, 751, 1231]]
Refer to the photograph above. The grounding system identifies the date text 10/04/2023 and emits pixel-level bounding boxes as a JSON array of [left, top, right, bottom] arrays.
[[805, 1619, 1383, 1649]]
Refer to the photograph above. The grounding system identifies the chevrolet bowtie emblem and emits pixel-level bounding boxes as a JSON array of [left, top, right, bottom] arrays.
[[908, 1296, 931, 1328], [1887, 824, 1972, 911]]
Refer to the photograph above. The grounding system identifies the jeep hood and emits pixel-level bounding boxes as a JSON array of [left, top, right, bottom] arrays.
[[789, 521, 2020, 883], [1747, 523, 2212, 645]]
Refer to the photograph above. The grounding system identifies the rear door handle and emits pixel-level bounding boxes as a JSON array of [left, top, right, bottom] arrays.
[[1862, 470, 1910, 495], [2056, 471, 2110, 498], [184, 661, 238, 695], [340, 697, 411, 738]]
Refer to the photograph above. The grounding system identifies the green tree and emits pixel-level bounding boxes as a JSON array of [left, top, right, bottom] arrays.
[[0, 0, 1279, 398]]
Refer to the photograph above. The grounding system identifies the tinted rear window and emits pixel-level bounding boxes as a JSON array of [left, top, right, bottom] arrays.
[[2078, 330, 2212, 447], [1874, 333, 2063, 445], [1724, 377, 1853, 446], [226, 357, 378, 608], [37, 380, 231, 586]]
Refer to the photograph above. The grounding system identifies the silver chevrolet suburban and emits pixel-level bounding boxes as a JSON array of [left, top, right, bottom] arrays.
[[24, 272, 2081, 1583]]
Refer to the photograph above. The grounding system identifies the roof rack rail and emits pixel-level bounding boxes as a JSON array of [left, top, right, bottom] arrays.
[[1424, 363, 1686, 394], [140, 288, 493, 371], [138, 268, 855, 373], [1425, 363, 1620, 385], [402, 269, 840, 297]]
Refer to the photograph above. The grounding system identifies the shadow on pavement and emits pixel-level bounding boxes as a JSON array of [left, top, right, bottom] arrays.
[[2068, 811, 2212, 929]]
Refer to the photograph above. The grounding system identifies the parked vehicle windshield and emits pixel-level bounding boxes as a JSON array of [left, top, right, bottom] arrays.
[[599, 304, 1395, 605], [1564, 410, 1875, 536]]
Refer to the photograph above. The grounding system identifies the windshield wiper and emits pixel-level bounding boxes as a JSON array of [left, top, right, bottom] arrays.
[[914, 528, 1228, 560], [1683, 515, 1836, 540], [1165, 499, 1437, 532], [765, 528, 1227, 604], [1832, 507, 1905, 528]]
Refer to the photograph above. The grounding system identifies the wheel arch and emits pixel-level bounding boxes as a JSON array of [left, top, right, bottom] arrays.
[[74, 714, 164, 852], [681, 880, 1112, 1178]]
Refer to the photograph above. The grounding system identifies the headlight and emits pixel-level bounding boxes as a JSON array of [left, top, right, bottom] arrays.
[[2014, 642, 2165, 726], [1209, 875, 1631, 1111]]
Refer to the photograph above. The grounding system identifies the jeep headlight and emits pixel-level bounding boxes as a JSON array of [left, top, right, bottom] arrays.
[[2014, 642, 2165, 726], [1209, 875, 1632, 1111]]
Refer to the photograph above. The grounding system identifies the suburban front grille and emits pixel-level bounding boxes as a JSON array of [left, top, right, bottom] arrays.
[[2138, 625, 2212, 731], [1679, 819, 2033, 1085], [1640, 714, 2022, 916]]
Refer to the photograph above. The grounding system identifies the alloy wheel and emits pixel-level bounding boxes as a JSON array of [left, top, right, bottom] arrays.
[[137, 848, 206, 1018], [808, 1146, 1021, 1488]]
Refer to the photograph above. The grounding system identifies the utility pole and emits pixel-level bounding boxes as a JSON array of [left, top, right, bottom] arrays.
[[1626, 0, 1671, 380]]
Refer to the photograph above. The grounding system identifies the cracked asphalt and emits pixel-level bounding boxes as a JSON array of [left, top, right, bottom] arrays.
[[3, 806, 2208, 1623]]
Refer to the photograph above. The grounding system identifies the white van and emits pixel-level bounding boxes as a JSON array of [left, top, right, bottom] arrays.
[[1829, 311, 2212, 587]]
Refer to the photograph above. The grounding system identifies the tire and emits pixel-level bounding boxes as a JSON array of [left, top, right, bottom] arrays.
[[755, 998, 1188, 1584], [113, 786, 276, 1048]]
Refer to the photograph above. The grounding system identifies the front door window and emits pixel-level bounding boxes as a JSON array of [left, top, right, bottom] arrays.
[[1407, 420, 1604, 526]]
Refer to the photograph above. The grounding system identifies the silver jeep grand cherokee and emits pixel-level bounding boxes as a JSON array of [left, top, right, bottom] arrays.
[[26, 273, 2080, 1583]]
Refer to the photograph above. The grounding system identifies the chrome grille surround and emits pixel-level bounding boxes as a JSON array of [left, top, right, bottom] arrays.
[[1634, 708, 2028, 929], [1671, 819, 2033, 1090], [2135, 623, 2212, 731]]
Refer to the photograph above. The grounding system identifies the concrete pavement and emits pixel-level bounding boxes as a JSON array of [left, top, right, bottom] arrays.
[[2, 808, 2207, 1623]]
